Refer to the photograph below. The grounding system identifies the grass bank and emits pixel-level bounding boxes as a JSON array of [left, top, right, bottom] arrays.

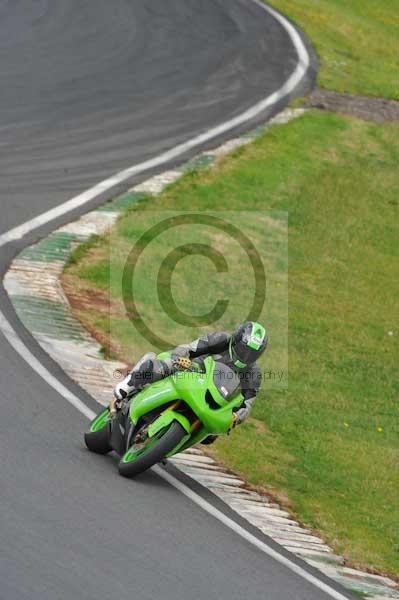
[[269, 0, 399, 99], [64, 111, 399, 576]]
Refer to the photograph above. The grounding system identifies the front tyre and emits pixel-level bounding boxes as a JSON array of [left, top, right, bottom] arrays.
[[118, 421, 186, 478], [84, 408, 112, 455]]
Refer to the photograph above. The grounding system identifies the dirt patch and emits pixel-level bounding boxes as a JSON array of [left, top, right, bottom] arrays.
[[307, 88, 399, 122], [62, 273, 133, 365], [62, 273, 126, 317], [63, 274, 109, 313]]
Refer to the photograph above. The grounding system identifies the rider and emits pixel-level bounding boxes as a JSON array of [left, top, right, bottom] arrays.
[[113, 321, 268, 439]]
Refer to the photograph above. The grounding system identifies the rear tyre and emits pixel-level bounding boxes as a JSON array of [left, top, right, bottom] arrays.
[[84, 408, 112, 455], [118, 421, 186, 478]]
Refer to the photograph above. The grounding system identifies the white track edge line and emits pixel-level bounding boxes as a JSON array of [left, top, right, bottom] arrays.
[[0, 311, 96, 421], [153, 466, 350, 600], [0, 0, 309, 248], [0, 4, 348, 599]]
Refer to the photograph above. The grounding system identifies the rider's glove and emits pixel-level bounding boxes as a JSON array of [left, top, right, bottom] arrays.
[[173, 356, 192, 371]]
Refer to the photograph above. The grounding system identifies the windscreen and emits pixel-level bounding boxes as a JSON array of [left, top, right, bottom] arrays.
[[213, 362, 240, 400]]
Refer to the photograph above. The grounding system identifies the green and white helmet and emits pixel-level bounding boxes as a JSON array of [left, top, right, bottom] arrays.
[[229, 321, 268, 368]]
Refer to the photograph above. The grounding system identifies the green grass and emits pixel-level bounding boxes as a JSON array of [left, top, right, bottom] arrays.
[[65, 111, 399, 576], [268, 0, 399, 98]]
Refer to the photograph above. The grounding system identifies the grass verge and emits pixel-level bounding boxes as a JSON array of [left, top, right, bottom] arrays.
[[64, 110, 399, 576], [269, 0, 399, 99]]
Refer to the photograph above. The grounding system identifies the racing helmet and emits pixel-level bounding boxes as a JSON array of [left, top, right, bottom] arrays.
[[229, 321, 268, 368]]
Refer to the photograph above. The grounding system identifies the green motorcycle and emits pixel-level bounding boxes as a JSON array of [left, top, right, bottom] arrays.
[[84, 355, 243, 478]]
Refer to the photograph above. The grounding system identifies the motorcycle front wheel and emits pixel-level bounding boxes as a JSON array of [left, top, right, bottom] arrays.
[[118, 421, 186, 478]]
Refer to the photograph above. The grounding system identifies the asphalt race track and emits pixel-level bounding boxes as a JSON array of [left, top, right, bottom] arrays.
[[0, 2, 355, 599]]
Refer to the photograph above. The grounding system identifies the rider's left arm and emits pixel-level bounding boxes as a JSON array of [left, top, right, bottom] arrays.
[[171, 332, 231, 360]]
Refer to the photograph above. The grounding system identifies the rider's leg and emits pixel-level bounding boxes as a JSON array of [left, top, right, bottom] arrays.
[[114, 352, 170, 400]]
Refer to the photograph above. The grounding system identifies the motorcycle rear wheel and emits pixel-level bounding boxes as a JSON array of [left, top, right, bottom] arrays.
[[118, 421, 186, 478], [84, 408, 112, 455]]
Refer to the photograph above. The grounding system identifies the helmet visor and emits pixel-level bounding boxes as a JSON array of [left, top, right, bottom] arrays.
[[230, 339, 261, 367]]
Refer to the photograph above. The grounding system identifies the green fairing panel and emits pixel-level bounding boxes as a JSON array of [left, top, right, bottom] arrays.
[[129, 356, 243, 436], [129, 378, 177, 424], [148, 410, 191, 437], [171, 357, 243, 434]]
